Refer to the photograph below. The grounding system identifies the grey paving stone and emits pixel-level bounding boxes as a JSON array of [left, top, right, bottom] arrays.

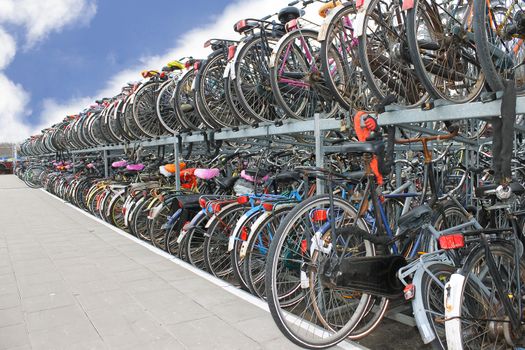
[[209, 300, 267, 324], [75, 289, 135, 311], [111, 267, 154, 283], [262, 337, 305, 350], [16, 271, 63, 286], [29, 320, 105, 350], [231, 315, 284, 344], [17, 280, 71, 299], [67, 278, 121, 296], [0, 292, 20, 310], [151, 266, 199, 282], [22, 290, 76, 313], [0, 306, 24, 328], [25, 305, 89, 332], [165, 315, 261, 350], [0, 324, 30, 350], [143, 295, 212, 325], [121, 277, 173, 295]]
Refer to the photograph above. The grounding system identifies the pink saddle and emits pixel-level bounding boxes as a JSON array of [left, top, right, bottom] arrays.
[[112, 160, 128, 168], [194, 168, 220, 180], [240, 170, 270, 183], [126, 163, 145, 172], [86, 163, 95, 169]]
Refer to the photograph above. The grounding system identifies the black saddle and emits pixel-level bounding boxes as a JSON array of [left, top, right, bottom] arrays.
[[215, 176, 239, 190], [330, 140, 385, 155], [398, 205, 433, 231], [475, 182, 525, 198]]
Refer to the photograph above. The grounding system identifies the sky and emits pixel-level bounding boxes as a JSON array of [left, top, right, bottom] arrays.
[[0, 0, 295, 142]]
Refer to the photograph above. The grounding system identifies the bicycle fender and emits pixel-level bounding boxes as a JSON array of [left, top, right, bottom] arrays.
[[240, 211, 272, 259], [269, 29, 319, 68], [354, 0, 371, 38], [228, 208, 261, 252], [411, 263, 438, 344], [317, 4, 347, 41], [204, 202, 239, 229], [444, 274, 465, 350], [229, 36, 253, 80]]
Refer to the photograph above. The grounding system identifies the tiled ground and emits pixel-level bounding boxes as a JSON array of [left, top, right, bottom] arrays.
[[0, 175, 368, 350]]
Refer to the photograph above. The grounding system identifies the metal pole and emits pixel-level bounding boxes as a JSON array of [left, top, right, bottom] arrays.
[[13, 143, 17, 172], [72, 153, 76, 174], [314, 113, 324, 194], [174, 137, 181, 191], [104, 150, 109, 178]]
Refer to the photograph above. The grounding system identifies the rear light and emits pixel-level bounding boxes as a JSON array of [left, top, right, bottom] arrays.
[[262, 202, 274, 211], [404, 284, 415, 300], [203, 39, 211, 48], [235, 19, 247, 32], [199, 197, 207, 208], [185, 61, 192, 69], [227, 45, 236, 60], [193, 61, 201, 71], [182, 221, 191, 231], [300, 239, 307, 254], [356, 0, 365, 7], [312, 209, 328, 222], [402, 0, 414, 10], [160, 72, 166, 78], [237, 195, 249, 204], [438, 234, 465, 250], [212, 203, 221, 213], [241, 227, 248, 241]]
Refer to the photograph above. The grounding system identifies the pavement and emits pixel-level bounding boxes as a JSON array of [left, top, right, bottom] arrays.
[[0, 175, 426, 350]]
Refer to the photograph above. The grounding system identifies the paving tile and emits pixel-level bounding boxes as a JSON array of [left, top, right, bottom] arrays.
[[165, 315, 261, 350], [29, 321, 104, 350], [0, 292, 20, 310], [151, 267, 198, 282], [262, 337, 305, 350], [22, 290, 76, 313], [0, 323, 30, 350], [25, 305, 89, 332], [75, 289, 135, 311], [231, 315, 284, 344], [67, 278, 121, 295], [121, 277, 173, 295], [209, 300, 267, 324], [111, 267, 154, 283], [17, 280, 71, 299], [16, 271, 63, 286], [145, 296, 212, 325], [0, 306, 24, 327]]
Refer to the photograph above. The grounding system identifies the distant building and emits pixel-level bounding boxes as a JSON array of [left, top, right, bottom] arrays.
[[0, 143, 15, 159]]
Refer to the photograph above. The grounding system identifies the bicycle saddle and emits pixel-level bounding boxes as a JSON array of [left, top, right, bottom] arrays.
[[278, 7, 301, 23], [397, 204, 433, 231], [233, 19, 258, 34], [273, 171, 300, 183], [215, 176, 239, 190], [126, 164, 145, 172], [111, 160, 128, 168], [241, 170, 270, 183], [194, 168, 220, 180]]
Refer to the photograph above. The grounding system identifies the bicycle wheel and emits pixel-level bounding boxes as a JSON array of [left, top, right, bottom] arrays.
[[196, 51, 238, 128], [448, 243, 525, 349], [265, 194, 376, 349], [270, 29, 339, 120], [473, 0, 525, 92], [233, 35, 282, 122], [203, 203, 247, 279], [173, 68, 205, 131], [156, 79, 181, 134], [407, 0, 484, 103], [419, 263, 456, 350], [133, 82, 168, 137], [243, 206, 293, 300], [320, 2, 373, 110], [358, 0, 428, 107]]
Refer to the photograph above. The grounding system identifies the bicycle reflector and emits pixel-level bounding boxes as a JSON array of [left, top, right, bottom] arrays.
[[312, 209, 328, 222], [185, 61, 192, 69], [227, 45, 236, 60], [403, 284, 415, 300], [203, 39, 212, 48], [438, 234, 465, 250], [199, 197, 207, 208], [211, 203, 221, 213], [237, 195, 249, 204], [159, 72, 166, 79], [193, 61, 201, 71], [262, 202, 274, 211], [356, 0, 365, 7]]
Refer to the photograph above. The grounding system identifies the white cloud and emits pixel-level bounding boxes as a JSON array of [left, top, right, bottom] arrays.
[[0, 0, 97, 142], [0, 74, 31, 142], [0, 0, 97, 47], [0, 28, 16, 69]]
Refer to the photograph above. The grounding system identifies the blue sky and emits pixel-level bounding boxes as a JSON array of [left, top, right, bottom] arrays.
[[0, 0, 286, 142]]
